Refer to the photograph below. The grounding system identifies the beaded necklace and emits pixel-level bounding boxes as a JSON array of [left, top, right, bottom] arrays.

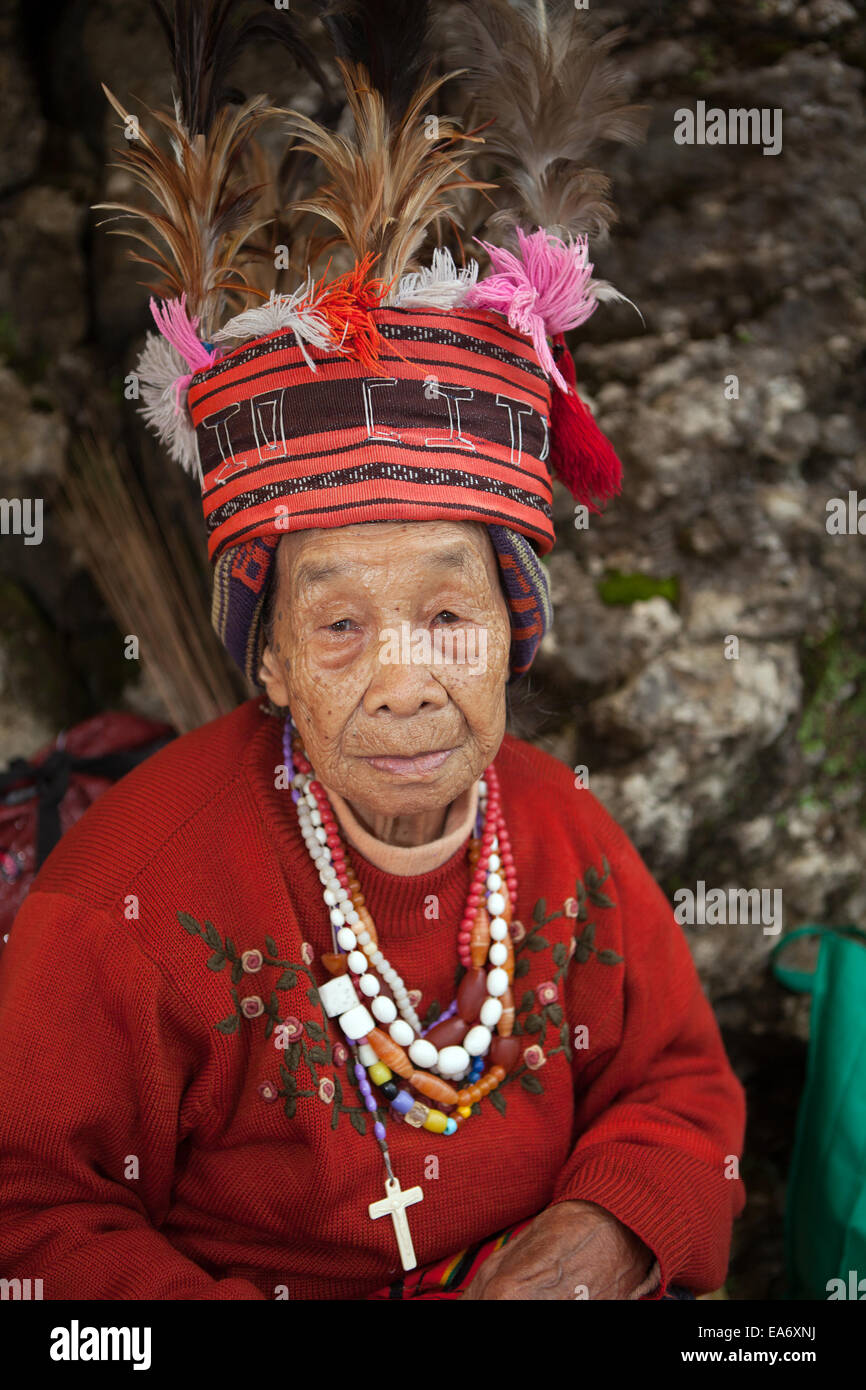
[[282, 713, 521, 1270]]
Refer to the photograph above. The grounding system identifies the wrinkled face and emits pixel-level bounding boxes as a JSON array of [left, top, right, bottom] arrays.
[[259, 520, 511, 821]]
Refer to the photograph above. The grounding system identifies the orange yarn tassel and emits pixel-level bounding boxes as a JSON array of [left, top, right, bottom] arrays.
[[311, 251, 391, 374]]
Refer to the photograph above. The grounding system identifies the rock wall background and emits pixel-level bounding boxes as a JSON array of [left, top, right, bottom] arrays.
[[1, 0, 864, 1299]]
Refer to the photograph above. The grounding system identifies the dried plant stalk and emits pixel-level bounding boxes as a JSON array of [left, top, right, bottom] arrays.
[[59, 431, 245, 733]]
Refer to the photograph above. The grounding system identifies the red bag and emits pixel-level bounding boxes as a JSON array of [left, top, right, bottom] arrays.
[[0, 712, 175, 951]]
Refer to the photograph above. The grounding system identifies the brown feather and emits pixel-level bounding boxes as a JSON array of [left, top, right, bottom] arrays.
[[440, 0, 648, 240], [316, 0, 432, 120], [281, 59, 494, 292], [149, 0, 330, 136], [94, 85, 284, 337]]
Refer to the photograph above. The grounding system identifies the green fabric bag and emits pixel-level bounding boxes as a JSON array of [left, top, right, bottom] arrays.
[[771, 924, 866, 1300]]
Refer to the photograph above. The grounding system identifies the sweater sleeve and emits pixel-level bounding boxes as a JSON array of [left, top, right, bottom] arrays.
[[549, 812, 747, 1298], [0, 890, 266, 1300]]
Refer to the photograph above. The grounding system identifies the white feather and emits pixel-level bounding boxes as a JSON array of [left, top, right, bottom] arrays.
[[589, 277, 645, 327], [395, 248, 480, 310]]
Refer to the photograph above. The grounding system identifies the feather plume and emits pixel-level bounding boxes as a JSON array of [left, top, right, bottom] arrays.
[[282, 59, 493, 295], [441, 0, 648, 241], [149, 0, 329, 137], [316, 0, 432, 120], [94, 86, 282, 339], [94, 0, 329, 338]]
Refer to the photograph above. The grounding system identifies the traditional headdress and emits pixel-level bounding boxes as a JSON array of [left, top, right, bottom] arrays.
[[96, 0, 646, 685]]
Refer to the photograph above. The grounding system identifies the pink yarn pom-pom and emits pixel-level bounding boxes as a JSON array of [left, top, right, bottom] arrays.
[[464, 228, 599, 391], [149, 293, 221, 415]]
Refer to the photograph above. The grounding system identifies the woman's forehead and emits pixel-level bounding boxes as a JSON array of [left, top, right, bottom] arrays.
[[278, 521, 496, 584]]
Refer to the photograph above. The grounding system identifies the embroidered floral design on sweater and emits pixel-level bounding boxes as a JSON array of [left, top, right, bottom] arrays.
[[176, 854, 621, 1129], [176, 911, 384, 1135]]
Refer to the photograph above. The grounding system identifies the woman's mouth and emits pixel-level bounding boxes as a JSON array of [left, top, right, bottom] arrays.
[[363, 749, 455, 777]]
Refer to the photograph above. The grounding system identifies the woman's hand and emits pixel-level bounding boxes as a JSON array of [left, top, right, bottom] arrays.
[[461, 1199, 655, 1300]]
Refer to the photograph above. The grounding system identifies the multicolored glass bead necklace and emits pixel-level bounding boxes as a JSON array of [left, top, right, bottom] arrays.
[[282, 712, 522, 1269]]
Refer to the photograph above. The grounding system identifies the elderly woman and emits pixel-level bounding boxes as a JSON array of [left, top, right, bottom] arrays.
[[0, 4, 745, 1301], [0, 502, 745, 1300]]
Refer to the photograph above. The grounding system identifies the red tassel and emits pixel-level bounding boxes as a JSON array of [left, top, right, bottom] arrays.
[[549, 333, 623, 513]]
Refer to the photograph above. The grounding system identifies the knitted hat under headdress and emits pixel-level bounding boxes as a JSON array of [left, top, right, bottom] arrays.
[[96, 0, 646, 685]]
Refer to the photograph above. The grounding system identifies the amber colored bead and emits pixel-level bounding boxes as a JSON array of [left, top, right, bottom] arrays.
[[321, 952, 348, 976], [426, 1015, 469, 1050], [470, 905, 490, 970], [456, 1089, 470, 1107], [468, 1085, 483, 1104], [456, 968, 487, 1024], [489, 1035, 521, 1074], [479, 1076, 494, 1094], [367, 1027, 413, 1079], [408, 1070, 460, 1107], [489, 1065, 506, 1082], [497, 987, 515, 1038]]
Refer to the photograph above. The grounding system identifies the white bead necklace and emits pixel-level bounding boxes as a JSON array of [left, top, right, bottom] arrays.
[[293, 766, 509, 1086]]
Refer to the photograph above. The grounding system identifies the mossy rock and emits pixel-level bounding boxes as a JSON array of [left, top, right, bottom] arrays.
[[797, 627, 866, 815], [597, 570, 680, 607]]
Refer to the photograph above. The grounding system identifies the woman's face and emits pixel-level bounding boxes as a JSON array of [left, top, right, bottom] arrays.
[[260, 520, 511, 823]]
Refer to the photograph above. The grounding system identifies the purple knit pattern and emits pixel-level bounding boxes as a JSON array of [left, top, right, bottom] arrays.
[[487, 524, 552, 678]]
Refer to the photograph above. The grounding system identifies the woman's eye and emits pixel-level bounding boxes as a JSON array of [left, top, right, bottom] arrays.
[[327, 619, 355, 633], [433, 610, 459, 624]]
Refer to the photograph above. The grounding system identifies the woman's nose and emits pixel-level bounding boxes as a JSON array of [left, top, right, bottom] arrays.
[[361, 638, 448, 718]]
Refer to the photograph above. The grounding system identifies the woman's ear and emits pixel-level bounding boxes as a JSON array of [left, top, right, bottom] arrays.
[[259, 642, 291, 708]]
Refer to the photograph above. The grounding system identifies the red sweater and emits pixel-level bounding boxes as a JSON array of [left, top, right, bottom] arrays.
[[0, 699, 745, 1299]]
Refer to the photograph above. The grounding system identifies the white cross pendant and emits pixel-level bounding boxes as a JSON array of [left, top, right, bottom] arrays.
[[368, 1175, 424, 1271]]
